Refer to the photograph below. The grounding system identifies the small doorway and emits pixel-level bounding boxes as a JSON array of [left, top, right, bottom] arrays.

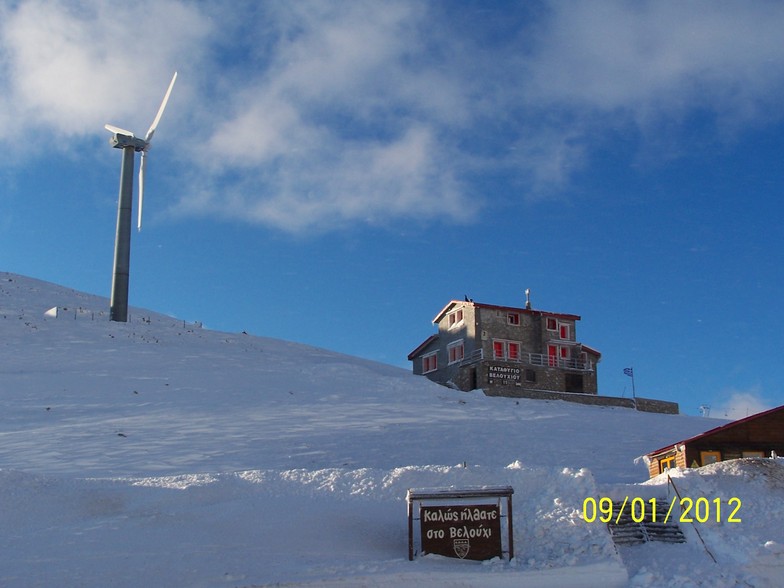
[[564, 374, 584, 393]]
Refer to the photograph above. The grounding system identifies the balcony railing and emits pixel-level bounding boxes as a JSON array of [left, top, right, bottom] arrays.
[[460, 349, 485, 366], [460, 349, 594, 372]]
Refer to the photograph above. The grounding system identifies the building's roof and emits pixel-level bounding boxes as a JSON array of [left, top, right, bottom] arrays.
[[433, 300, 581, 325], [645, 404, 784, 458], [581, 344, 602, 359], [406, 334, 439, 360]]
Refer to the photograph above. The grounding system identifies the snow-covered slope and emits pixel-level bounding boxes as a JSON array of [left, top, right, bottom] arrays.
[[1, 272, 781, 587]]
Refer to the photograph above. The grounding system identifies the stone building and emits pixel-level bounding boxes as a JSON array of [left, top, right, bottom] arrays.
[[407, 296, 601, 396]]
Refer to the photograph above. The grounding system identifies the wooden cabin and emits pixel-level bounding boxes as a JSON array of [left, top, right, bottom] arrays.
[[645, 405, 784, 478]]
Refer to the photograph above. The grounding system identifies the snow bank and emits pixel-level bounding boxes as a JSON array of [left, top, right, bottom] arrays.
[[640, 459, 784, 587], [0, 463, 626, 587]]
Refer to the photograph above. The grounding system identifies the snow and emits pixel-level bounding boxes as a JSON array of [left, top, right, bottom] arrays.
[[1, 272, 782, 587]]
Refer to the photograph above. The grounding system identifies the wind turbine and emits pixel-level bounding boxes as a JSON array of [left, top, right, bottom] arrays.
[[105, 72, 177, 322]]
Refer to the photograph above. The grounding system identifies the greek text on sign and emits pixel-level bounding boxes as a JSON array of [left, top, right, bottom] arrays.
[[420, 504, 502, 560], [488, 365, 521, 384]]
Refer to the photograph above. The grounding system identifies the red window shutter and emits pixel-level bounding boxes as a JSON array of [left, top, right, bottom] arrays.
[[548, 345, 557, 366]]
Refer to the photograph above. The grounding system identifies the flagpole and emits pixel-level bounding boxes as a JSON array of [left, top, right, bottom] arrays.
[[624, 367, 637, 410]]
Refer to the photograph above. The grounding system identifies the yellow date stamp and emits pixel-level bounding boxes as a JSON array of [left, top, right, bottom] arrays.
[[582, 496, 742, 525]]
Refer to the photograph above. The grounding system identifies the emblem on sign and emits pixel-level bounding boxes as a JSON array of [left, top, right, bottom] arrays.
[[453, 538, 470, 559]]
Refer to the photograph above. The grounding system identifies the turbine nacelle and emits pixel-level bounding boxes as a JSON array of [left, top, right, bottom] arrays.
[[105, 126, 148, 152], [104, 71, 177, 232]]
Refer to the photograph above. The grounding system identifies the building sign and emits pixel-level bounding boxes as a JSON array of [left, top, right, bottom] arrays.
[[488, 365, 521, 385], [420, 504, 502, 560]]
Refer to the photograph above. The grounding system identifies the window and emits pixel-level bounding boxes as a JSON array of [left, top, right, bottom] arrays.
[[559, 323, 571, 340], [548, 344, 558, 366], [659, 455, 676, 473], [742, 451, 764, 458], [525, 369, 537, 383], [546, 317, 557, 331], [422, 352, 438, 374], [448, 341, 464, 364], [507, 312, 520, 326], [700, 450, 721, 466], [493, 339, 521, 361], [447, 309, 464, 329]]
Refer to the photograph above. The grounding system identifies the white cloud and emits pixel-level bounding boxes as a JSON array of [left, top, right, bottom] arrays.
[[501, 1, 784, 195], [711, 388, 774, 421], [523, 2, 784, 122], [0, 0, 209, 141], [183, 125, 472, 233], [3, 1, 784, 232], [175, 1, 480, 231]]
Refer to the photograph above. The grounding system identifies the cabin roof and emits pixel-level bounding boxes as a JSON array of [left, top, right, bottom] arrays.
[[646, 404, 784, 458]]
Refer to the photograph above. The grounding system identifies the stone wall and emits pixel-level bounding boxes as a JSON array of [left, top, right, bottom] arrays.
[[466, 361, 598, 396], [482, 386, 679, 414]]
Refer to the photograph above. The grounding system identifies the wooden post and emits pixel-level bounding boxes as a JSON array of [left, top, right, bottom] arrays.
[[407, 496, 414, 561], [507, 493, 514, 560]]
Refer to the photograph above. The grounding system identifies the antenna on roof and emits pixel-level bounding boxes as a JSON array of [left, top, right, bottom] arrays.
[[525, 288, 531, 310]]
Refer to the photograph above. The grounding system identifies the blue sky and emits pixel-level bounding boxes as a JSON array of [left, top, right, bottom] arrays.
[[2, 0, 783, 417]]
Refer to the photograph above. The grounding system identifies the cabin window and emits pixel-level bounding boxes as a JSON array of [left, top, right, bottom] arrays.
[[447, 341, 464, 365], [659, 455, 676, 473], [507, 312, 520, 326], [742, 451, 764, 458], [422, 352, 438, 374], [700, 450, 721, 466]]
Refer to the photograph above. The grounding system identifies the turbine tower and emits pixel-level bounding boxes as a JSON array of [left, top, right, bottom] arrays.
[[105, 72, 177, 322]]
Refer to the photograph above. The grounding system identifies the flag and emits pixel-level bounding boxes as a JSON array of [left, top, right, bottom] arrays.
[[623, 367, 634, 377]]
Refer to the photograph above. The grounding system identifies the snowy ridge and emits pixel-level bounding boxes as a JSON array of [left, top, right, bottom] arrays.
[[1, 272, 782, 586]]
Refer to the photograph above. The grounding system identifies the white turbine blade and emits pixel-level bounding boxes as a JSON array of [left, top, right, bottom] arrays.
[[145, 71, 177, 143], [105, 123, 134, 137], [138, 152, 146, 231]]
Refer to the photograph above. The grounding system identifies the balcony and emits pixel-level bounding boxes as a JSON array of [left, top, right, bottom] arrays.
[[460, 349, 594, 372]]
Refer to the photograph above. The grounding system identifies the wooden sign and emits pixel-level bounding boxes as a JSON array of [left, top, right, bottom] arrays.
[[407, 486, 514, 562], [420, 504, 502, 560]]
